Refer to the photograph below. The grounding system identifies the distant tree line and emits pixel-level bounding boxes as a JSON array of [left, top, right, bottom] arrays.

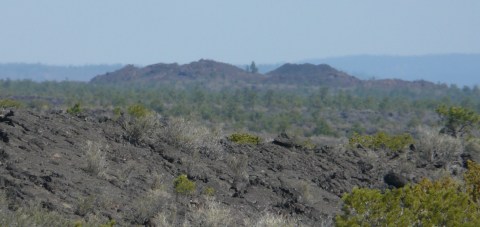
[[1, 79, 480, 137]]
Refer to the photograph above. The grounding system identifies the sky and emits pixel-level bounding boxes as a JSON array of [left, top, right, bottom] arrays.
[[1, 0, 479, 65]]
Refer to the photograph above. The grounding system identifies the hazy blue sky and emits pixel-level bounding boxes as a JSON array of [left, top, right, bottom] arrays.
[[1, 1, 479, 65]]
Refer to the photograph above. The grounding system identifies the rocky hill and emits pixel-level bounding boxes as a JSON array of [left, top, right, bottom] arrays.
[[90, 59, 444, 91], [265, 63, 361, 87], [90, 59, 259, 85], [0, 109, 466, 226]]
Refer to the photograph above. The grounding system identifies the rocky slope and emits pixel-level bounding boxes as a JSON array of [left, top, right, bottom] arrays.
[[0, 109, 465, 226]]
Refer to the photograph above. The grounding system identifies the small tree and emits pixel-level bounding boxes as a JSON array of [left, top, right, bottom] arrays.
[[127, 103, 150, 119], [465, 160, 480, 204], [249, 61, 258, 74], [67, 103, 82, 115], [436, 105, 480, 137], [174, 174, 196, 195]]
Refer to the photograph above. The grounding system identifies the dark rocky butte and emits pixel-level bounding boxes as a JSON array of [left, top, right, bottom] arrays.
[[90, 59, 440, 89]]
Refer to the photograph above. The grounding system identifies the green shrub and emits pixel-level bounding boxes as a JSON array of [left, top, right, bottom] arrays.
[[67, 103, 82, 115], [300, 139, 316, 149], [228, 133, 261, 145], [465, 160, 480, 204], [203, 187, 215, 197], [336, 177, 480, 226], [348, 132, 413, 151], [174, 174, 196, 195], [436, 105, 480, 138], [0, 99, 22, 109], [312, 118, 336, 136], [127, 103, 150, 119], [113, 107, 122, 119]]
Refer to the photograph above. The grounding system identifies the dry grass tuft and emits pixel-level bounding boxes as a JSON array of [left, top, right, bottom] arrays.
[[187, 197, 234, 227], [84, 140, 107, 177], [0, 190, 74, 226], [129, 189, 171, 225], [123, 113, 161, 145], [227, 154, 249, 179], [253, 213, 300, 227], [415, 126, 464, 162], [158, 117, 224, 158]]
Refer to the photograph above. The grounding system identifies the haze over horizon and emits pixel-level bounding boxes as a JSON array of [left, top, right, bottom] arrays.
[[1, 1, 479, 66]]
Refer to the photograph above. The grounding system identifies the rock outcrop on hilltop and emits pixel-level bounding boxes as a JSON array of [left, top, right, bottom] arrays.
[[0, 109, 465, 225]]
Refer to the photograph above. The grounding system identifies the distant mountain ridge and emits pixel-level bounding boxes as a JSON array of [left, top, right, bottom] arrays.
[[0, 63, 122, 81]]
